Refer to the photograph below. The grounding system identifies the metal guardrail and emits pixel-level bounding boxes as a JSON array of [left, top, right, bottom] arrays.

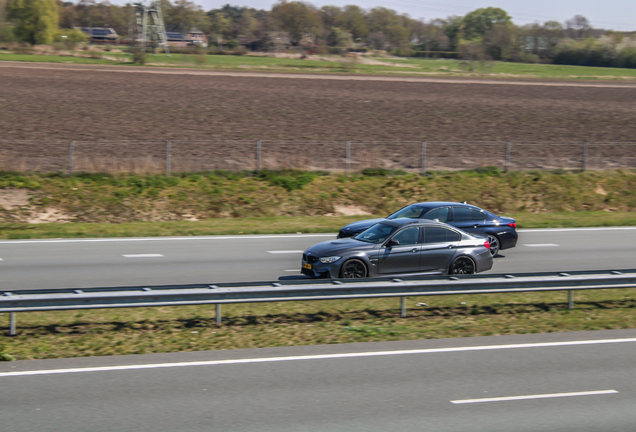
[[2, 269, 636, 336]]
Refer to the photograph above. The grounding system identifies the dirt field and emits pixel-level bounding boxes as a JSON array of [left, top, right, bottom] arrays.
[[1, 63, 636, 172]]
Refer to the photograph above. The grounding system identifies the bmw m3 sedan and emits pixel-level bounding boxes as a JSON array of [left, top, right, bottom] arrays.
[[337, 201, 517, 256], [302, 218, 493, 279]]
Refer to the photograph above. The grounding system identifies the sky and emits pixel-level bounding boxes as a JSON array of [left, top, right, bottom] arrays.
[[188, 0, 636, 31]]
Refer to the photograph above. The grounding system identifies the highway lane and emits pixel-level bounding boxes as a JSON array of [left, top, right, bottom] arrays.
[[1, 329, 635, 432], [0, 227, 635, 290]]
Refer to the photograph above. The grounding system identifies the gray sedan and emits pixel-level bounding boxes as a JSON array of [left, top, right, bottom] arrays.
[[301, 218, 493, 278]]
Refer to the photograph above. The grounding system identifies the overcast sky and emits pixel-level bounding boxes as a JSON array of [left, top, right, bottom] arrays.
[[183, 0, 636, 31]]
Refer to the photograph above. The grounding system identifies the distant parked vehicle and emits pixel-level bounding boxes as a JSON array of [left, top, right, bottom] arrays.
[[337, 201, 517, 257], [302, 218, 493, 279]]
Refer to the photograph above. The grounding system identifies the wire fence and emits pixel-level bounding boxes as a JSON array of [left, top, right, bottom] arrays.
[[1, 140, 635, 174]]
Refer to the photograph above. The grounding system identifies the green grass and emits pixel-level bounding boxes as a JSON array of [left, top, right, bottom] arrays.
[[1, 168, 636, 238], [2, 51, 636, 80], [2, 289, 635, 360]]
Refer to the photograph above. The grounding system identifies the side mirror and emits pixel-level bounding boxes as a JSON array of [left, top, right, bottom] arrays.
[[386, 239, 400, 248]]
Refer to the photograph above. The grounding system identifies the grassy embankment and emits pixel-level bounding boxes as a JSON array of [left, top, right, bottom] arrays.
[[1, 168, 636, 236], [1, 168, 636, 361], [2, 51, 636, 80]]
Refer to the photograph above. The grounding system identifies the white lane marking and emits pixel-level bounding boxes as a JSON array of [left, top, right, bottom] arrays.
[[2, 337, 635, 378], [518, 227, 636, 233], [122, 254, 164, 258], [0, 258, 3, 261], [267, 250, 304, 254], [0, 234, 335, 245], [0, 227, 636, 244], [284, 269, 300, 272], [524, 244, 560, 247], [451, 390, 618, 404]]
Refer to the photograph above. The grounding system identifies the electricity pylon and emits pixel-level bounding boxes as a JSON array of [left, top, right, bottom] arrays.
[[134, 1, 170, 56]]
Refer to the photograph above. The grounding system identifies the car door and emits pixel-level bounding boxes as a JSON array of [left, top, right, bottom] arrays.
[[420, 226, 461, 271], [450, 206, 486, 234], [422, 207, 450, 223], [377, 226, 421, 274]]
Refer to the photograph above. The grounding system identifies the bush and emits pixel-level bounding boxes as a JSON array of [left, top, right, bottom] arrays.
[[616, 47, 636, 69], [132, 48, 146, 65], [231, 46, 247, 56], [257, 170, 316, 191]]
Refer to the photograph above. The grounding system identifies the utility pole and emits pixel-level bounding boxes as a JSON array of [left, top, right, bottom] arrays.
[[134, 1, 170, 56]]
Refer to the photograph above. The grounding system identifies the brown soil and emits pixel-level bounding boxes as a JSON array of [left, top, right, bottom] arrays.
[[1, 63, 635, 172]]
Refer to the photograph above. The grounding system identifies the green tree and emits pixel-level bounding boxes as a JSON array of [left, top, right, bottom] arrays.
[[271, 0, 321, 46], [338, 5, 367, 40], [366, 7, 410, 49], [7, 0, 59, 44], [461, 7, 511, 40], [326, 26, 351, 47]]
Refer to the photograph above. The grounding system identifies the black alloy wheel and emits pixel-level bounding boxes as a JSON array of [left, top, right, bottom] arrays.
[[340, 259, 368, 278], [449, 256, 476, 275], [487, 234, 500, 257]]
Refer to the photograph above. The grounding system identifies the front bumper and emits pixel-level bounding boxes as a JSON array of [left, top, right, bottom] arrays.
[[301, 259, 340, 278]]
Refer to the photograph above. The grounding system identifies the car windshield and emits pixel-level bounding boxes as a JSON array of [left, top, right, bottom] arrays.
[[355, 223, 398, 244], [387, 205, 427, 220]]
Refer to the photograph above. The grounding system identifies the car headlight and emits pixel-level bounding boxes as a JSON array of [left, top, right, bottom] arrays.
[[319, 256, 341, 264]]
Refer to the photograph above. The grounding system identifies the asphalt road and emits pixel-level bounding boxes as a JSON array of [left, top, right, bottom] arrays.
[[2, 329, 635, 432], [1, 227, 635, 290]]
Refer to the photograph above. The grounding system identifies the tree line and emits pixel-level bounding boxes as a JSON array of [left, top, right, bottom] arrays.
[[1, 0, 635, 68]]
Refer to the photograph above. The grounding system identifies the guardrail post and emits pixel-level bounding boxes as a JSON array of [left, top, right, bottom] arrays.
[[215, 304, 222, 325], [420, 141, 427, 175], [583, 141, 588, 171], [505, 141, 511, 173], [400, 297, 406, 318], [345, 141, 351, 176], [256, 140, 261, 173], [10, 312, 16, 336], [166, 140, 172, 176], [68, 141, 75, 176], [568, 290, 574, 310]]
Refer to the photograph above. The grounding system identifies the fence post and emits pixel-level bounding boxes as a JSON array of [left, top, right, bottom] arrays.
[[583, 141, 589, 171], [10, 312, 16, 336], [256, 140, 261, 173], [505, 141, 511, 173], [165, 140, 172, 176], [68, 141, 75, 176], [420, 141, 427, 175], [216, 304, 222, 325], [568, 290, 574, 310], [345, 141, 351, 176], [400, 297, 406, 318]]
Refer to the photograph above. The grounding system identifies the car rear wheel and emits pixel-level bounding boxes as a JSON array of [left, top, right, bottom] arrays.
[[449, 256, 476, 275], [340, 259, 368, 278], [487, 234, 500, 257]]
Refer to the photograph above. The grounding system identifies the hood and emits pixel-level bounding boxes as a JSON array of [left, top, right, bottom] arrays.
[[305, 237, 375, 256], [341, 218, 386, 234]]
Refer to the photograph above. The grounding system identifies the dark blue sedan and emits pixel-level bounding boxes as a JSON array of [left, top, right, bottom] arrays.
[[337, 201, 517, 256]]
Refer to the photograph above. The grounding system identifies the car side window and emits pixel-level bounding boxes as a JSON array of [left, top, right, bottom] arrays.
[[471, 209, 486, 221], [391, 227, 420, 246], [445, 229, 461, 242], [425, 227, 460, 243], [424, 207, 449, 223], [452, 207, 472, 222]]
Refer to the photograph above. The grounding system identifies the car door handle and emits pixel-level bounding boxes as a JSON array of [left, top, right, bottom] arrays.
[[473, 224, 480, 228], [411, 248, 418, 253], [448, 245, 455, 248]]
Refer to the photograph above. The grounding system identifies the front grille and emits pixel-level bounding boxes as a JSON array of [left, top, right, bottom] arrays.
[[307, 255, 318, 264], [302, 253, 307, 261]]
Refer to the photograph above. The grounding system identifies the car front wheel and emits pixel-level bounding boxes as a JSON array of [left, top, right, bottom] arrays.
[[449, 256, 476, 275], [340, 259, 368, 278]]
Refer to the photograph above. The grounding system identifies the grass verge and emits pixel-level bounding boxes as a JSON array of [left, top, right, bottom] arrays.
[[2, 289, 635, 360], [1, 211, 636, 239], [2, 51, 636, 81]]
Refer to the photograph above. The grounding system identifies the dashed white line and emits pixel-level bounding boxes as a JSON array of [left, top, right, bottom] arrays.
[[122, 254, 164, 258], [1, 337, 635, 378], [284, 269, 300, 272], [524, 244, 560, 247], [267, 250, 304, 254], [451, 390, 618, 404]]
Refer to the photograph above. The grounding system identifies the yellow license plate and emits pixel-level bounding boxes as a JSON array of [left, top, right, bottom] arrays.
[[303, 262, 312, 270]]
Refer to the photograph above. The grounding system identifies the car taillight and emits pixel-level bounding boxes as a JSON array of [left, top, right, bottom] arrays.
[[508, 222, 517, 228], [484, 241, 490, 249]]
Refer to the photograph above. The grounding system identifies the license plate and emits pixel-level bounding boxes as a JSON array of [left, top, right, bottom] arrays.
[[303, 262, 312, 270]]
